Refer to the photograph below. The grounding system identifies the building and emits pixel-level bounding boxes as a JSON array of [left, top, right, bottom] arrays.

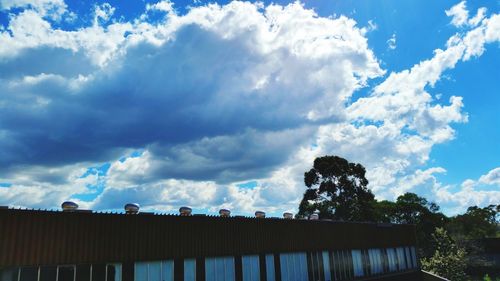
[[0, 204, 437, 281]]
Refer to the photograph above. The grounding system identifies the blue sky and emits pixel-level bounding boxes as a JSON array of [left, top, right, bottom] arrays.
[[0, 0, 498, 216]]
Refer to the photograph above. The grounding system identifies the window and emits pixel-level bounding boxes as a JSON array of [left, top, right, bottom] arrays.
[[331, 250, 351, 281], [307, 251, 322, 281], [396, 248, 407, 270], [135, 261, 172, 281], [205, 256, 235, 281], [410, 247, 418, 269], [322, 252, 331, 281], [19, 267, 38, 281], [405, 247, 413, 269], [162, 261, 174, 281], [184, 259, 196, 281], [58, 266, 75, 281], [1, 268, 19, 281], [351, 250, 363, 277], [368, 249, 383, 275], [41, 267, 58, 281], [386, 248, 397, 272], [75, 265, 90, 281], [242, 255, 259, 281], [147, 262, 161, 281], [280, 253, 308, 281], [92, 265, 106, 281], [265, 255, 275, 281]]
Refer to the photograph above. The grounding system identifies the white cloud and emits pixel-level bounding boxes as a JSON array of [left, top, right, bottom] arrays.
[[387, 33, 396, 50], [479, 167, 500, 185], [434, 167, 500, 212], [445, 1, 488, 28], [0, 0, 67, 20], [445, 1, 469, 27]]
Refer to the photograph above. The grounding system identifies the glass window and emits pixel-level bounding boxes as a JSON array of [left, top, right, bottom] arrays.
[[280, 254, 289, 281], [1, 268, 19, 281], [57, 266, 75, 281], [296, 253, 308, 281], [41, 267, 58, 281], [279, 253, 307, 281], [184, 259, 195, 281], [345, 250, 354, 280], [322, 251, 331, 281], [162, 261, 174, 281], [135, 263, 148, 281], [331, 251, 342, 281], [351, 250, 363, 277], [368, 249, 383, 275], [75, 265, 90, 281], [92, 265, 106, 281], [265, 255, 275, 281], [107, 264, 121, 281], [405, 247, 413, 269], [410, 247, 418, 269], [242, 255, 259, 281], [386, 248, 397, 272], [19, 267, 38, 281], [205, 257, 235, 281], [396, 248, 407, 270], [308, 252, 320, 281], [147, 263, 160, 281]]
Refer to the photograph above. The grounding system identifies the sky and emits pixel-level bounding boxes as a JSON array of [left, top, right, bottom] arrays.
[[0, 0, 498, 216]]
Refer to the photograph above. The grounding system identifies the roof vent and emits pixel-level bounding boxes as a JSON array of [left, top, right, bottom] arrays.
[[124, 203, 140, 214], [179, 206, 192, 216], [219, 209, 231, 217], [255, 211, 266, 218], [283, 212, 293, 219], [61, 201, 78, 212], [309, 213, 319, 220]]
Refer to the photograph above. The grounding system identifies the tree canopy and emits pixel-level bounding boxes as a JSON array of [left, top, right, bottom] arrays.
[[297, 155, 376, 221], [421, 228, 468, 281]]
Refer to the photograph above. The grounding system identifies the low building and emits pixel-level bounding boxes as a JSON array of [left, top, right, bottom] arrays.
[[0, 205, 427, 281]]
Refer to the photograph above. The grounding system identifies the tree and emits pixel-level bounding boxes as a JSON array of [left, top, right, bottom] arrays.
[[447, 205, 499, 241], [297, 155, 376, 221], [421, 227, 468, 281], [373, 192, 448, 257]]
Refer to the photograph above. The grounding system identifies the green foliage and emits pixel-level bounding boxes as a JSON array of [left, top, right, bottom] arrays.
[[373, 193, 449, 257], [421, 228, 468, 281], [448, 205, 499, 241], [482, 274, 500, 281], [298, 155, 376, 221]]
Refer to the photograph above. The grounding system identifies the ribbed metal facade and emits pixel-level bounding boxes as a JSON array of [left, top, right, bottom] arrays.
[[0, 208, 416, 268]]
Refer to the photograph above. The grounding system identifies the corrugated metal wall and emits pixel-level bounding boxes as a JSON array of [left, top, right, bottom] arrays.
[[0, 208, 417, 267]]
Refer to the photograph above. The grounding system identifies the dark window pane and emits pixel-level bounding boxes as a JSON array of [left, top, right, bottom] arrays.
[[20, 267, 38, 281], [40, 267, 57, 281], [1, 268, 20, 281], [92, 265, 106, 281], [75, 265, 90, 281], [106, 266, 116, 281], [58, 267, 75, 281]]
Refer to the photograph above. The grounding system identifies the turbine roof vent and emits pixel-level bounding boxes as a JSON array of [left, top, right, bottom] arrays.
[[179, 206, 192, 216], [255, 211, 266, 218], [61, 201, 78, 212], [219, 209, 231, 217], [124, 203, 140, 214]]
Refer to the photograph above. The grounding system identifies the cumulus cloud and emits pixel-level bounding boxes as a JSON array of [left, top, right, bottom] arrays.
[[0, 0, 498, 215], [446, 1, 469, 27], [434, 167, 500, 213], [387, 33, 396, 50], [445, 1, 489, 28], [0, 0, 68, 20]]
